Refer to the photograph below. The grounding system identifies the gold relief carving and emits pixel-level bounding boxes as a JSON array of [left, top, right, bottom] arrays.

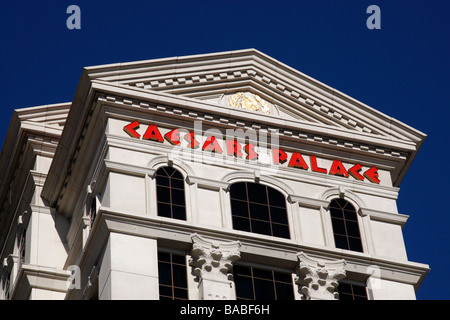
[[228, 92, 271, 114]]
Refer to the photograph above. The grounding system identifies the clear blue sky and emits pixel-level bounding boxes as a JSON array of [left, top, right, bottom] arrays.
[[1, 1, 448, 300]]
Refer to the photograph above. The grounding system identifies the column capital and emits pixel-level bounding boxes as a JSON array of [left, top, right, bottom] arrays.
[[295, 252, 346, 300], [189, 233, 241, 299], [189, 233, 241, 281]]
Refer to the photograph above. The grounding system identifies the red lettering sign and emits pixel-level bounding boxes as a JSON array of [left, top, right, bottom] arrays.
[[310, 155, 327, 174], [288, 152, 308, 170], [329, 160, 349, 178], [122, 121, 382, 184], [184, 131, 200, 149], [123, 120, 141, 138], [202, 136, 223, 153], [363, 166, 380, 184], [227, 140, 243, 157], [244, 144, 258, 160], [164, 128, 181, 145], [272, 148, 287, 164], [348, 163, 364, 181], [143, 124, 164, 142]]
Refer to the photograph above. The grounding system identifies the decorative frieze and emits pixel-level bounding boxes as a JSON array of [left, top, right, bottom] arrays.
[[96, 94, 408, 160], [123, 66, 381, 136]]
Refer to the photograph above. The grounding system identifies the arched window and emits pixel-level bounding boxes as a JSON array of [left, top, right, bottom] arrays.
[[329, 198, 363, 252], [155, 166, 186, 221], [229, 182, 289, 239]]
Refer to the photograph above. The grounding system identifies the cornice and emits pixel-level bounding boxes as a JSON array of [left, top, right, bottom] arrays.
[[359, 207, 409, 227], [12, 264, 71, 299], [80, 49, 425, 188], [0, 104, 67, 210], [84, 49, 426, 145], [186, 175, 230, 191], [94, 87, 414, 158], [93, 88, 414, 190], [83, 208, 429, 290], [287, 195, 330, 209], [42, 50, 425, 208]]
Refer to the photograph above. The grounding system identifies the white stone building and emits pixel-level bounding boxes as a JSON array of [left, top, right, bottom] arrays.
[[0, 49, 429, 300]]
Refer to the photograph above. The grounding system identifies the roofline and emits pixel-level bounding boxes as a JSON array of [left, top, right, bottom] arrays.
[[82, 48, 427, 143], [0, 102, 70, 213], [41, 50, 427, 206]]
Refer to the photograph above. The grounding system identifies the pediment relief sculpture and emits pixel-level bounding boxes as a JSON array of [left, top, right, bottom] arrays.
[[226, 92, 272, 114]]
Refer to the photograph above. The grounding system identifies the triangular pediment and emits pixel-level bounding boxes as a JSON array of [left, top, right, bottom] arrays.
[[83, 49, 425, 146], [38, 48, 424, 202]]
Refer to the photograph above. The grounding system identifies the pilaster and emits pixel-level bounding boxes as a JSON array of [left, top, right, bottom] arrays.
[[189, 233, 241, 300], [98, 232, 159, 300]]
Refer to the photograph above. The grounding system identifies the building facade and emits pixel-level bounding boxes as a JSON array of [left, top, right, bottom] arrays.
[[0, 50, 429, 300]]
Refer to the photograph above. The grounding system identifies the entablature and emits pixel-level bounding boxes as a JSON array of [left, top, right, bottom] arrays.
[[74, 208, 429, 296]]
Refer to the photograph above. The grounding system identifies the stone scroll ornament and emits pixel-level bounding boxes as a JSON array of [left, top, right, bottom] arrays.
[[189, 233, 241, 299], [295, 252, 347, 300]]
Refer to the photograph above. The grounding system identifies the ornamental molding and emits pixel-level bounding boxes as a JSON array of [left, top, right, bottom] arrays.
[[96, 93, 409, 161], [321, 186, 368, 208], [295, 252, 347, 300], [186, 175, 230, 191], [82, 209, 429, 292], [11, 264, 71, 300], [287, 194, 330, 209], [359, 207, 409, 227], [41, 49, 425, 212], [98, 49, 424, 147], [119, 64, 381, 137]]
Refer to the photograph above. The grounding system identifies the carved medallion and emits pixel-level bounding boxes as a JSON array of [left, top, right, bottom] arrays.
[[228, 92, 271, 114]]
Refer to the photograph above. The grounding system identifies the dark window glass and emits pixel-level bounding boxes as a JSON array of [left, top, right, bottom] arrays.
[[334, 235, 348, 249], [156, 167, 186, 220], [271, 223, 290, 239], [254, 278, 276, 300], [251, 220, 271, 236], [348, 237, 363, 252], [232, 216, 251, 232], [171, 188, 185, 206], [329, 199, 363, 253], [156, 175, 170, 187], [247, 183, 268, 204], [171, 178, 185, 190], [230, 182, 247, 201], [158, 252, 188, 300], [249, 203, 270, 220], [157, 202, 171, 218], [230, 200, 249, 217], [338, 283, 368, 300], [230, 182, 289, 239], [172, 205, 186, 220], [268, 187, 286, 208], [270, 206, 288, 224], [233, 265, 294, 300], [235, 274, 253, 300], [157, 186, 171, 203], [332, 218, 346, 235]]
